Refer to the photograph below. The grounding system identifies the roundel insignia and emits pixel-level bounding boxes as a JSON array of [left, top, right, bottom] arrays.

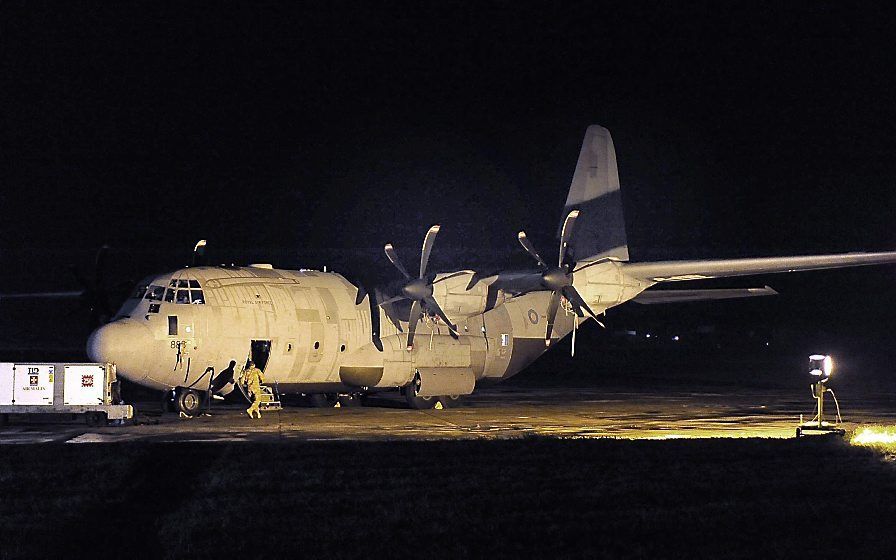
[[528, 309, 539, 324]]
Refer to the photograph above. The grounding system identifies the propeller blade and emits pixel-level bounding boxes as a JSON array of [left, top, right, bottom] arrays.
[[423, 296, 459, 339], [376, 288, 405, 332], [378, 295, 408, 307], [464, 269, 502, 291], [384, 244, 412, 280], [558, 210, 580, 267], [571, 315, 577, 357], [406, 299, 423, 350], [70, 265, 90, 291], [572, 256, 618, 273], [544, 289, 561, 346], [561, 286, 594, 319], [354, 284, 368, 306], [93, 245, 109, 287], [465, 271, 484, 291], [431, 271, 468, 285], [561, 286, 606, 328], [517, 231, 548, 268], [419, 225, 440, 278]]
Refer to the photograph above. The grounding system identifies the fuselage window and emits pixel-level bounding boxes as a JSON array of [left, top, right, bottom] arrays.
[[145, 285, 166, 301], [168, 315, 178, 336], [176, 290, 191, 305]]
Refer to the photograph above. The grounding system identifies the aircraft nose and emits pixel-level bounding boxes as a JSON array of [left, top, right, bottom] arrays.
[[87, 320, 152, 381]]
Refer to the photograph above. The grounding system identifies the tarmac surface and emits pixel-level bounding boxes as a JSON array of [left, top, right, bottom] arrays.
[[3, 384, 896, 444]]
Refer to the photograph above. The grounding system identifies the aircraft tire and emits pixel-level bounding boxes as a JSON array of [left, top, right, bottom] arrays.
[[306, 393, 338, 408], [176, 388, 203, 417], [337, 394, 363, 407], [403, 378, 438, 409], [162, 389, 177, 413], [438, 395, 463, 408]]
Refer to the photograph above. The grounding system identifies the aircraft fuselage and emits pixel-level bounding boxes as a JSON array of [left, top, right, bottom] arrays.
[[87, 264, 613, 395]]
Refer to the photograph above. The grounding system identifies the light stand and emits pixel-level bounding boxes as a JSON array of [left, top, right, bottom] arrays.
[[797, 354, 845, 437]]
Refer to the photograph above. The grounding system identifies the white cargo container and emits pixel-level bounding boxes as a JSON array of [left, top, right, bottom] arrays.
[[0, 362, 133, 425], [63, 364, 106, 405]]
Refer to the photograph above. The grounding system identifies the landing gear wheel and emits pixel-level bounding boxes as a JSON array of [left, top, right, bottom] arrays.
[[337, 394, 364, 407], [306, 393, 338, 408], [85, 411, 107, 426], [162, 389, 177, 413], [404, 374, 438, 410], [438, 395, 462, 408], [176, 388, 203, 417]]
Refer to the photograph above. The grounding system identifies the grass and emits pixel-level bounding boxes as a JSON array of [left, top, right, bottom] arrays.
[[2, 437, 896, 559]]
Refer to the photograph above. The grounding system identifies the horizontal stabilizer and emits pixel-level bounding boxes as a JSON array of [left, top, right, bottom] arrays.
[[632, 286, 777, 305], [622, 251, 896, 282]]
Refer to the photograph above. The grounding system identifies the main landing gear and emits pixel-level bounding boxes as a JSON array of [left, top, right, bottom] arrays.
[[402, 375, 462, 409]]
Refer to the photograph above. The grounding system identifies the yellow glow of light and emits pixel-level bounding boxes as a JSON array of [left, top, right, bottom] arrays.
[[851, 427, 896, 446]]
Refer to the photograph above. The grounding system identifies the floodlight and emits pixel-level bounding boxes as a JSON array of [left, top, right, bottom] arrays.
[[809, 354, 833, 378]]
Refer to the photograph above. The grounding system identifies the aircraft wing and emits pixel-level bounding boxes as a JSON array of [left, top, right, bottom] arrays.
[[621, 251, 896, 282], [0, 291, 82, 301], [632, 286, 777, 305]]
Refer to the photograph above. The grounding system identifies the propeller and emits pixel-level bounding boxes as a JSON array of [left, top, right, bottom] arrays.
[[382, 225, 459, 350], [516, 210, 604, 347], [69, 245, 115, 326]]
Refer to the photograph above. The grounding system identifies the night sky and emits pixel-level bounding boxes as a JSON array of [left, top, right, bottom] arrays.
[[2, 3, 895, 361]]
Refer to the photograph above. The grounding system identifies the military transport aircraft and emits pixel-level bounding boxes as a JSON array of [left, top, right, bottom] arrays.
[[80, 125, 896, 415]]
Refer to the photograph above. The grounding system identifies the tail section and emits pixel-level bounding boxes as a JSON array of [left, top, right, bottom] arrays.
[[559, 125, 629, 262]]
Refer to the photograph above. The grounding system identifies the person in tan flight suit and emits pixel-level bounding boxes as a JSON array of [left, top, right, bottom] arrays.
[[243, 360, 265, 419]]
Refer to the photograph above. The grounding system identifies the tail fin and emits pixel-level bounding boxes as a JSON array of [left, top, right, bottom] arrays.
[[559, 125, 629, 262]]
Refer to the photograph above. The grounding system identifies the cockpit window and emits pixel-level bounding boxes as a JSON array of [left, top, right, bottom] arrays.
[[145, 285, 166, 301], [160, 277, 205, 304]]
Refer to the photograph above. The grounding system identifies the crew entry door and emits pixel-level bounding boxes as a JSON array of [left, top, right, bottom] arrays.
[[250, 340, 272, 372]]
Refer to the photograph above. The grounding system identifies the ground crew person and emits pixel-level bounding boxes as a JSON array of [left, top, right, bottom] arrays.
[[244, 360, 265, 419]]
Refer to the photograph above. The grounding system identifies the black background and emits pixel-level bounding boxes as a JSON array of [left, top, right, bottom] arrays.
[[1, 2, 895, 375]]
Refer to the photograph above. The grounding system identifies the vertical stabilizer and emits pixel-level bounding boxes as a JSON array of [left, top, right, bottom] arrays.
[[559, 125, 629, 262]]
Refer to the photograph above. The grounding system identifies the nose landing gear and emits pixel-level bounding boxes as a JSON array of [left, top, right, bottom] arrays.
[[164, 387, 204, 417]]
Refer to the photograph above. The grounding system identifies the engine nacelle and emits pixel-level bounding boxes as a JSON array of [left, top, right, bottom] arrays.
[[430, 271, 507, 324]]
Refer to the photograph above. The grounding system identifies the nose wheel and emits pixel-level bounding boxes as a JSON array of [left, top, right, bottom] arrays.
[[175, 387, 203, 417]]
